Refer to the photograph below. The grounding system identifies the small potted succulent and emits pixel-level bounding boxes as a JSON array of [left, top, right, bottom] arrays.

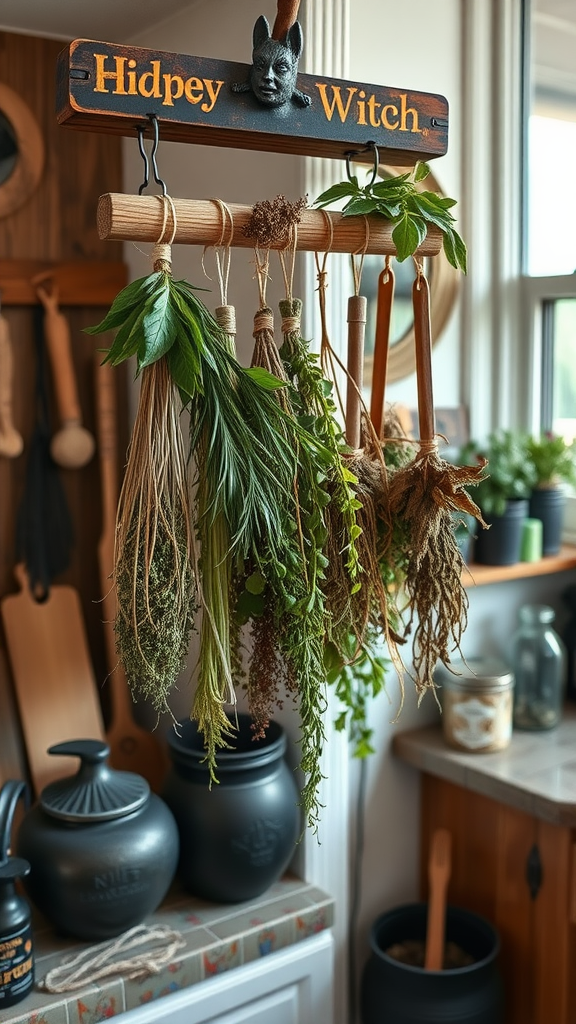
[[526, 432, 576, 555], [459, 430, 537, 565]]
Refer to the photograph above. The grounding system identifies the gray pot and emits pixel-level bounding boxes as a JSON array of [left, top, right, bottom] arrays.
[[529, 487, 565, 555], [16, 740, 179, 940], [474, 499, 528, 566]]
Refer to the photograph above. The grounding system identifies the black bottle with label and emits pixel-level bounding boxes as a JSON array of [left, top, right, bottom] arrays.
[[0, 781, 34, 1009]]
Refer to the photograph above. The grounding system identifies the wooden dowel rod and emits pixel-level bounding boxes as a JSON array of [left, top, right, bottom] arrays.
[[97, 194, 443, 257]]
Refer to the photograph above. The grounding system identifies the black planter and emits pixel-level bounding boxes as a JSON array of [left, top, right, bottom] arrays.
[[163, 714, 300, 903], [361, 903, 503, 1024], [474, 499, 528, 566], [529, 487, 565, 555]]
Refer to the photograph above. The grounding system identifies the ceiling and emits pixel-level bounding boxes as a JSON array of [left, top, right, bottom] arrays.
[[0, 0, 193, 41]]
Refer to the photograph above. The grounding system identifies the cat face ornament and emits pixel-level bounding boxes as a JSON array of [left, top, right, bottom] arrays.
[[232, 15, 311, 109]]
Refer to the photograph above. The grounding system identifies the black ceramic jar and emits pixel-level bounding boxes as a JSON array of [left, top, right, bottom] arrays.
[[16, 740, 179, 941], [163, 714, 300, 903], [361, 903, 503, 1024]]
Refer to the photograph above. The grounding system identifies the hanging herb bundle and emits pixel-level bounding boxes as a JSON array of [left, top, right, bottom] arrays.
[[86, 232, 307, 768], [237, 196, 334, 831], [111, 354, 196, 716], [314, 160, 467, 271], [86, 249, 197, 715], [387, 269, 487, 696]]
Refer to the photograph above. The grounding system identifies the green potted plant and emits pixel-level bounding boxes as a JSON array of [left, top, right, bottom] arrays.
[[459, 430, 537, 565], [526, 432, 576, 555]]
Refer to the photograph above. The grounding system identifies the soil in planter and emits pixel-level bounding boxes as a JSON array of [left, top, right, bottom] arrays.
[[385, 939, 475, 969]]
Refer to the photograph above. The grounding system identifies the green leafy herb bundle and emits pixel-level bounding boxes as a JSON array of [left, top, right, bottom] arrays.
[[234, 210, 334, 831], [87, 262, 305, 765], [314, 161, 467, 272]]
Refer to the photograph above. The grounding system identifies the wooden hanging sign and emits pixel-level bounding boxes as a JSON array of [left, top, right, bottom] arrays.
[[56, 39, 449, 166]]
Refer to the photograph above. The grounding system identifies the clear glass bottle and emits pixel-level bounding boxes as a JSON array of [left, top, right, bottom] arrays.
[[512, 604, 566, 730]]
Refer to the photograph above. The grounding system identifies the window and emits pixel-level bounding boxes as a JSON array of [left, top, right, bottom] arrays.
[[523, 0, 576, 444]]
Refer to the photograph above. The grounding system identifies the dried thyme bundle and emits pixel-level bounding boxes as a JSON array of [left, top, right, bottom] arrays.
[[112, 356, 195, 713]]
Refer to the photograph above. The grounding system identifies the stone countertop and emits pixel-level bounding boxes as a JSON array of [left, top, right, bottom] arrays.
[[0, 875, 333, 1024], [393, 704, 576, 827]]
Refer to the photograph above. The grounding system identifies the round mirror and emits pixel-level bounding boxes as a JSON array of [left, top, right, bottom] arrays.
[[362, 166, 460, 384], [0, 111, 18, 186], [0, 84, 44, 218]]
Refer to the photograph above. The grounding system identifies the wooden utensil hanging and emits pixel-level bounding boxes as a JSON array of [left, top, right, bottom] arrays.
[[369, 258, 395, 440], [0, 307, 24, 458], [34, 275, 95, 469]]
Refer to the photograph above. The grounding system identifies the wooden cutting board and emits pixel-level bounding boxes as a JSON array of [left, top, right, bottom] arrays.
[[1, 564, 105, 796], [0, 642, 28, 786]]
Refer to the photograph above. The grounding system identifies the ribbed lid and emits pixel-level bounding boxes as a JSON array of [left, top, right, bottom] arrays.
[[435, 658, 514, 690], [40, 740, 149, 822]]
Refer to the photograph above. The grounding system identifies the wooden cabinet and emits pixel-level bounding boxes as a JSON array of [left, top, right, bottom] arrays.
[[419, 773, 576, 1024], [112, 932, 334, 1024]]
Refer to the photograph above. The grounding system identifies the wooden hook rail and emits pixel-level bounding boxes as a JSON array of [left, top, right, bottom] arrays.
[[97, 194, 443, 258]]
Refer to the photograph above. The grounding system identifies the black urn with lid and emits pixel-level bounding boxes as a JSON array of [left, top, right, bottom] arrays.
[[16, 740, 179, 941], [163, 714, 300, 903]]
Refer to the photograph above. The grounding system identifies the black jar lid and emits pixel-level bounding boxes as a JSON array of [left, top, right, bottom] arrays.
[[40, 740, 150, 823]]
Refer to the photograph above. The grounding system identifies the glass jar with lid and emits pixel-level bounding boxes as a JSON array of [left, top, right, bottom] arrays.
[[511, 604, 566, 730], [436, 658, 515, 753]]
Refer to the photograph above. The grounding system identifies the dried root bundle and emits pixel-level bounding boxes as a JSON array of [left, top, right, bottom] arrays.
[[388, 272, 488, 696], [388, 444, 487, 694]]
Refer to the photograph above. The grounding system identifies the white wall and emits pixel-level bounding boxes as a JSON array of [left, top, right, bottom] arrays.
[[341, 0, 463, 1000], [349, 0, 463, 411]]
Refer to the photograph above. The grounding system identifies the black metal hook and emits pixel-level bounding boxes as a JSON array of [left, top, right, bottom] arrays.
[[344, 141, 380, 187], [136, 114, 167, 196]]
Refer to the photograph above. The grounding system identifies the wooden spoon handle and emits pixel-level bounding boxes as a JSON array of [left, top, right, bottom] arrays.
[[42, 305, 82, 425], [0, 313, 24, 457], [272, 0, 301, 38], [346, 295, 367, 449], [413, 273, 435, 442], [95, 359, 120, 670], [370, 264, 395, 438], [424, 827, 452, 971]]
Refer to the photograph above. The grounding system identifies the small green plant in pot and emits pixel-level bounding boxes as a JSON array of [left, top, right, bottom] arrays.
[[526, 432, 576, 554], [459, 430, 537, 565]]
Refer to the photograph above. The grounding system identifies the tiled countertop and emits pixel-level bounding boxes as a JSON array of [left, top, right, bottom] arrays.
[[0, 875, 334, 1024], [393, 703, 576, 827]]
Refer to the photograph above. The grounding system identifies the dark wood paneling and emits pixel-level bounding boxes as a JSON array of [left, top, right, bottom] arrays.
[[0, 31, 126, 742], [0, 31, 123, 261]]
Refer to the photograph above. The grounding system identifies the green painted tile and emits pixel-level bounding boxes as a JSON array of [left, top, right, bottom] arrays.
[[66, 979, 123, 1024], [201, 939, 242, 980], [241, 917, 296, 963]]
